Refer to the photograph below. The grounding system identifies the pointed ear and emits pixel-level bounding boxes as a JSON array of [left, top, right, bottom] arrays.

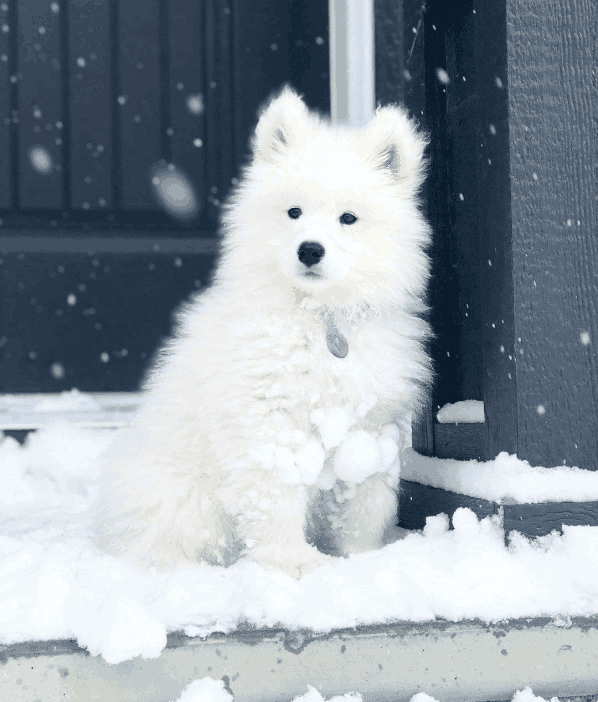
[[253, 85, 309, 163], [365, 106, 429, 191]]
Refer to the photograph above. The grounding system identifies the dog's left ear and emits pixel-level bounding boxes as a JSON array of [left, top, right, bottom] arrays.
[[365, 106, 428, 191], [253, 85, 308, 163]]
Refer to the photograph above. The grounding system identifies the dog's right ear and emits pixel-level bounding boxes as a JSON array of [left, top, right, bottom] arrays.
[[253, 85, 308, 163], [365, 106, 429, 193]]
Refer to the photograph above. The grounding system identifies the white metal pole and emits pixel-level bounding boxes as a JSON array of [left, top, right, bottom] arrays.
[[329, 0, 375, 127]]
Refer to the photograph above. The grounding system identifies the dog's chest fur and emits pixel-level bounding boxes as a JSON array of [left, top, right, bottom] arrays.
[[230, 306, 410, 416]]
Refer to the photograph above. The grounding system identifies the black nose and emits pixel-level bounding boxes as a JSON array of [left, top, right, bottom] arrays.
[[297, 241, 325, 267]]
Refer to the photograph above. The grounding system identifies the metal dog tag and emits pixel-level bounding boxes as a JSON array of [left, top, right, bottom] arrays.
[[326, 325, 349, 358]]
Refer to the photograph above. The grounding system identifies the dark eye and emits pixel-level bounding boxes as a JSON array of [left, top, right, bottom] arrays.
[[288, 207, 302, 219], [340, 212, 357, 225]]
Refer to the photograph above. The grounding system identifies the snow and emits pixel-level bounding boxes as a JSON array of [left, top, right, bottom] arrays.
[[333, 430, 385, 482], [171, 682, 559, 702], [171, 682, 362, 702], [32, 388, 101, 412], [3, 420, 598, 666], [304, 399, 402, 485], [512, 689, 560, 702], [402, 447, 598, 503], [436, 400, 484, 423], [28, 144, 53, 174], [239, 398, 401, 488], [407, 693, 558, 702], [287, 689, 361, 702], [186, 93, 204, 116], [175, 684, 362, 702], [175, 678, 234, 702], [151, 164, 198, 219]]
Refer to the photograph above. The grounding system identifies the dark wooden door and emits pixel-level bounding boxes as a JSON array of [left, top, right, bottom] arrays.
[[0, 0, 329, 392]]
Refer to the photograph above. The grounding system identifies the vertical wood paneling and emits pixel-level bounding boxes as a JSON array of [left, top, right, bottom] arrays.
[[476, 0, 521, 460], [0, 0, 332, 400], [168, 0, 206, 222], [204, 0, 234, 225], [402, 0, 426, 121], [118, 0, 161, 210], [374, 0, 434, 456], [476, 0, 597, 469], [0, 2, 11, 209], [287, 1, 329, 112], [403, 1, 433, 456], [0, 250, 217, 393], [2, 0, 331, 224], [233, 0, 291, 168], [69, 0, 112, 211], [17, 0, 63, 210], [444, 0, 482, 401], [374, 0, 404, 107], [505, 0, 597, 468], [423, 3, 461, 413]]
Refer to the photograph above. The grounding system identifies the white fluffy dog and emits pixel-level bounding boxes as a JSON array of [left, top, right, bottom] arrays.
[[97, 87, 432, 578]]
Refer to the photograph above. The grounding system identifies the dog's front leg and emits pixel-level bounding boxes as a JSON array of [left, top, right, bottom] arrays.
[[237, 480, 332, 578]]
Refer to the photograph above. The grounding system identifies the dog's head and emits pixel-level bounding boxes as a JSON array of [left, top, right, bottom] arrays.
[[220, 86, 431, 314]]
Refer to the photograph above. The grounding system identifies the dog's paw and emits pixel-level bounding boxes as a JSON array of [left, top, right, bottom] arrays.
[[295, 549, 334, 578], [252, 545, 333, 579]]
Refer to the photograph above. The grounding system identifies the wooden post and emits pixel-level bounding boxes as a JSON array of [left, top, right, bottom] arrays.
[[475, 0, 597, 469]]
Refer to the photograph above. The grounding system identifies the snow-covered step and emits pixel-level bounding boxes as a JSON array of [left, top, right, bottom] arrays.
[[0, 390, 142, 431]]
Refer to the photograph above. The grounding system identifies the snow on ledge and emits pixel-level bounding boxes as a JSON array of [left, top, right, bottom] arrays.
[[436, 400, 485, 423], [0, 391, 140, 430], [402, 447, 598, 504], [31, 388, 102, 412]]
